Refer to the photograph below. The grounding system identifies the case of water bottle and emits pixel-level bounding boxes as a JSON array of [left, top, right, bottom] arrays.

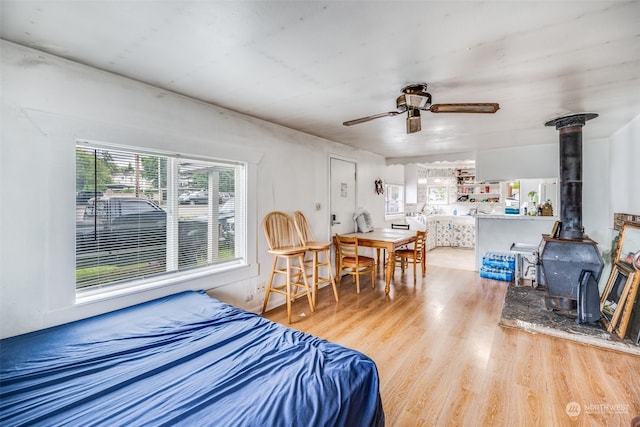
[[480, 252, 515, 282], [481, 252, 516, 270], [480, 266, 514, 281]]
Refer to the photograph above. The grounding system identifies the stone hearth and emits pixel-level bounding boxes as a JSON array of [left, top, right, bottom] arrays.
[[499, 285, 640, 355]]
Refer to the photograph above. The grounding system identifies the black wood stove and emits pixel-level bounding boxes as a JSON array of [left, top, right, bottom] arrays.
[[538, 113, 604, 322]]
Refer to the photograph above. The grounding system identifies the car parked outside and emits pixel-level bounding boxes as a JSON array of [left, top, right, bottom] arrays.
[[218, 198, 235, 240], [188, 190, 209, 204], [178, 190, 208, 205], [179, 191, 233, 205], [178, 192, 192, 204], [76, 190, 103, 204]]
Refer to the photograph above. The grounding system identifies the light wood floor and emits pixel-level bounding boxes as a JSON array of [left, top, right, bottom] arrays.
[[264, 263, 640, 426], [426, 247, 476, 271]]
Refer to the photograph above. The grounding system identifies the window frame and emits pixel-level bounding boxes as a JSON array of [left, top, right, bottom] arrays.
[[384, 182, 405, 216], [75, 140, 251, 302]]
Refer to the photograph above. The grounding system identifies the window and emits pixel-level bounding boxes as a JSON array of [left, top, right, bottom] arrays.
[[428, 186, 448, 205], [75, 142, 246, 291], [384, 183, 404, 215]]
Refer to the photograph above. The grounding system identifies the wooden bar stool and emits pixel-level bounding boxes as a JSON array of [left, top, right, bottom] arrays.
[[262, 211, 314, 323], [293, 211, 339, 306]]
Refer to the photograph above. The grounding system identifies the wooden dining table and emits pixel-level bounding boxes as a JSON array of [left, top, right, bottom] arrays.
[[335, 228, 416, 295]]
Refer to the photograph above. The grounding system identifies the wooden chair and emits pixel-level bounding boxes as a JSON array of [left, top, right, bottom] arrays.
[[394, 230, 427, 284], [391, 223, 410, 230], [293, 211, 339, 306], [383, 223, 411, 265], [335, 234, 376, 293], [262, 211, 314, 323]]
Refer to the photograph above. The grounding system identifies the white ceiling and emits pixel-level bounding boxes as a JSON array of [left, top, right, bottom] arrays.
[[2, 1, 639, 161]]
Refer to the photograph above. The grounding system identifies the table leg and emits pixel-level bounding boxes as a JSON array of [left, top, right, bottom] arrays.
[[385, 244, 394, 294], [334, 252, 341, 283]]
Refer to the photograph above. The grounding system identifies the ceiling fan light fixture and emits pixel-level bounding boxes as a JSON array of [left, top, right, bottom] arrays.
[[342, 83, 499, 130], [403, 93, 432, 109], [406, 109, 421, 134], [396, 95, 408, 111]]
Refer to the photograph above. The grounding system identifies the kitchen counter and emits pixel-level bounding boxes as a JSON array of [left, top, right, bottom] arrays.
[[421, 214, 475, 222], [475, 214, 557, 220], [475, 215, 558, 270], [418, 215, 475, 248]]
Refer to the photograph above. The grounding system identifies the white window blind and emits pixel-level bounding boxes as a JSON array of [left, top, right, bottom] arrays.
[[75, 143, 246, 290]]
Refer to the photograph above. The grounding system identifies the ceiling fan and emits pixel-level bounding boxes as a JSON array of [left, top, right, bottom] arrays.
[[343, 83, 500, 134]]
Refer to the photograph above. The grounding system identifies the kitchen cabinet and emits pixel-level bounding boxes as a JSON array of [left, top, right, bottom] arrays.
[[412, 216, 438, 250], [434, 216, 475, 248], [436, 219, 452, 247], [453, 222, 475, 248], [426, 219, 437, 250]]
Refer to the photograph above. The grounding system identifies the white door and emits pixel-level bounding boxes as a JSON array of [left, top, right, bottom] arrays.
[[330, 157, 357, 237]]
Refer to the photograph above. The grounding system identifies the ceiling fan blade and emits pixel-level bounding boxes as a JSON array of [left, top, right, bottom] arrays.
[[343, 111, 402, 126], [429, 103, 500, 114]]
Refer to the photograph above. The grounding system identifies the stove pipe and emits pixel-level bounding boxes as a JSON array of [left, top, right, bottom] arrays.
[[545, 113, 598, 239]]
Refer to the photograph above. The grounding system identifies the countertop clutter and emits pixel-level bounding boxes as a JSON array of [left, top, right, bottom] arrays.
[[415, 212, 557, 221], [475, 214, 558, 220], [420, 214, 475, 221]]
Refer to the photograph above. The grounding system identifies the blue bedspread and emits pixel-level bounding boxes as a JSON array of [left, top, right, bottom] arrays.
[[0, 291, 384, 426]]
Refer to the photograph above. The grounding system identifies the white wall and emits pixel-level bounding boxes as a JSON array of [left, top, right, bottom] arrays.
[[610, 113, 640, 215], [0, 41, 385, 338], [583, 138, 611, 245], [477, 143, 558, 181], [475, 216, 558, 270], [475, 139, 611, 249], [384, 164, 405, 185]]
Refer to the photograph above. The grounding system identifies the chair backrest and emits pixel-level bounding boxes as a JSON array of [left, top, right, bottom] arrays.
[[263, 211, 301, 250], [391, 223, 410, 230], [414, 230, 427, 254], [335, 234, 359, 260], [293, 210, 314, 244]]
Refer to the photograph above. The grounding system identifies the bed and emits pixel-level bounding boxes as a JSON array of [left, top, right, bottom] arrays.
[[0, 291, 384, 426]]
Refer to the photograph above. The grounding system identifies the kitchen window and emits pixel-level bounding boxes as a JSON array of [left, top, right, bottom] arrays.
[[75, 142, 246, 292], [385, 183, 404, 215], [428, 186, 448, 205]]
